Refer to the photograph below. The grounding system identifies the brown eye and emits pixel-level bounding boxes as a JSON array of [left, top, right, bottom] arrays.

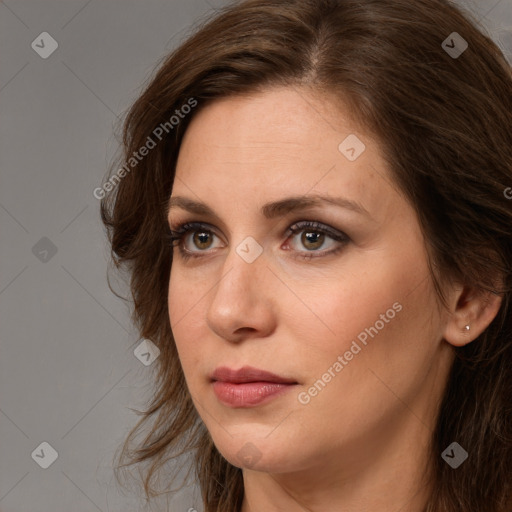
[[193, 231, 214, 249], [301, 231, 325, 250], [168, 221, 224, 261], [285, 220, 349, 259]]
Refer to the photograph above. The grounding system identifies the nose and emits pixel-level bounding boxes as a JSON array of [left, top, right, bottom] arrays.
[[206, 243, 276, 343]]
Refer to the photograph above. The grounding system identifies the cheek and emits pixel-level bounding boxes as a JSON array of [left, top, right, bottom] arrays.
[[289, 246, 435, 383], [168, 270, 182, 330], [168, 270, 205, 367], [288, 282, 438, 446], [287, 263, 403, 351], [302, 263, 438, 404]]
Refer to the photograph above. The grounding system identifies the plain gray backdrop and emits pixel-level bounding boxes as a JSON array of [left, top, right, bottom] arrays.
[[1, 0, 511, 511]]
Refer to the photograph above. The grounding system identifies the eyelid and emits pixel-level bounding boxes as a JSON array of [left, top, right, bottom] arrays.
[[168, 221, 220, 238], [168, 221, 225, 247], [285, 220, 347, 242], [282, 220, 349, 260]]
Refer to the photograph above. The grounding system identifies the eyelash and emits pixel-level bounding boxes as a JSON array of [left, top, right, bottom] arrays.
[[165, 220, 349, 261]]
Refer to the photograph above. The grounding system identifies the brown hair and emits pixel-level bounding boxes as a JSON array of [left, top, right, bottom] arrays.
[[100, 0, 512, 510]]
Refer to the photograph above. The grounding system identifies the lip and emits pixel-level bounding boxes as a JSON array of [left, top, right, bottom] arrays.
[[210, 366, 298, 408], [210, 366, 297, 384]]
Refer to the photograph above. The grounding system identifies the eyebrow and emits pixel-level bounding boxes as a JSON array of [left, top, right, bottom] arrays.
[[167, 194, 372, 220]]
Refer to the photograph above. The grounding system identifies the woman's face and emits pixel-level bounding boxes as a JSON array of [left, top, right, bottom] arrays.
[[167, 86, 454, 476]]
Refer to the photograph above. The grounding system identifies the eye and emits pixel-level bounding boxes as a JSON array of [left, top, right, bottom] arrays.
[[166, 220, 349, 261], [284, 220, 349, 259], [167, 222, 223, 260]]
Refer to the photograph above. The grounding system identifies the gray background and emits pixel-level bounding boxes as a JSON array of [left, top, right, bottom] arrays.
[[0, 1, 511, 511]]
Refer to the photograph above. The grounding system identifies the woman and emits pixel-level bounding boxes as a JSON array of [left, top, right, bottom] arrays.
[[100, 0, 512, 511]]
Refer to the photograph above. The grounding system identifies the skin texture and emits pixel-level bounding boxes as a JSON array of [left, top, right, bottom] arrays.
[[167, 87, 502, 512]]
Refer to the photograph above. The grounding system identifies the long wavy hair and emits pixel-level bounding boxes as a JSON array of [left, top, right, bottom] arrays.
[[99, 0, 512, 510]]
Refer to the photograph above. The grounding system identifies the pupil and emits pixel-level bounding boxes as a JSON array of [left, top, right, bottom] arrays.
[[302, 231, 324, 249], [195, 232, 211, 248]]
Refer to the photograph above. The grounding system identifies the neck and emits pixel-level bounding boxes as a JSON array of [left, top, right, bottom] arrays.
[[240, 411, 434, 512]]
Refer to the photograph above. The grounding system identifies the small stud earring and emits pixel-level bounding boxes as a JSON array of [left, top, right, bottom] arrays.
[[464, 325, 470, 331]]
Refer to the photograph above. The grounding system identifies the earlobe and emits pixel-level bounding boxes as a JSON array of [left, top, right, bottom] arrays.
[[443, 286, 503, 347]]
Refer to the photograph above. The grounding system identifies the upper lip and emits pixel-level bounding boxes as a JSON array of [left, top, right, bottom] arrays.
[[210, 366, 297, 384]]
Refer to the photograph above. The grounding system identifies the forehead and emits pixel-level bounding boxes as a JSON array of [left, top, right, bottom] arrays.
[[179, 87, 366, 157], [173, 86, 398, 221]]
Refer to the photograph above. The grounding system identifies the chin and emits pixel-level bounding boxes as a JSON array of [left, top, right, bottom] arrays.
[[210, 430, 305, 473]]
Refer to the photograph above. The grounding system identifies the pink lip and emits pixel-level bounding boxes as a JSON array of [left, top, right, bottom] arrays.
[[210, 366, 298, 408]]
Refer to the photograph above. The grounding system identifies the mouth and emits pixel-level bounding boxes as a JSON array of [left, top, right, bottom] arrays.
[[210, 366, 299, 408]]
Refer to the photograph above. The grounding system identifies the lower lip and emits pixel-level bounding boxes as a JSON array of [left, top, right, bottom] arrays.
[[212, 381, 296, 407]]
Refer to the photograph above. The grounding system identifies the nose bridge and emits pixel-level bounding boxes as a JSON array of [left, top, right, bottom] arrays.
[[206, 235, 274, 337], [217, 235, 266, 299]]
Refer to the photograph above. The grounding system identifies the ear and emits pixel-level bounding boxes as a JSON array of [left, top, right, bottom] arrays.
[[443, 284, 503, 347]]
